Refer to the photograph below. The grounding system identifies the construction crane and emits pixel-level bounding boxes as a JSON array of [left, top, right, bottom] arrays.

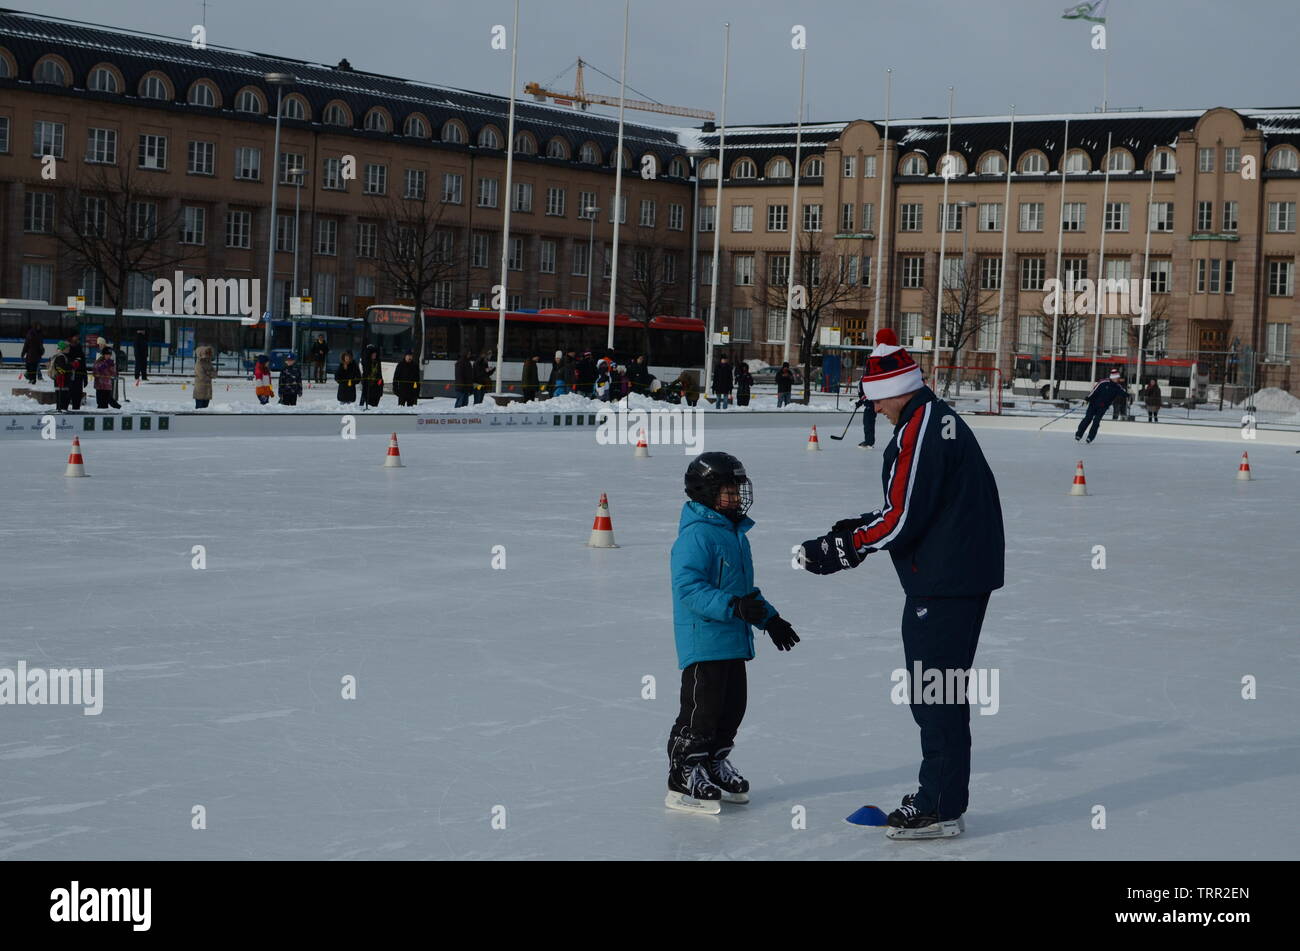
[[525, 59, 715, 121]]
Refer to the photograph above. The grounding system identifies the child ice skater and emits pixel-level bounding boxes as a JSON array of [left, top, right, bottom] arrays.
[[666, 452, 801, 814]]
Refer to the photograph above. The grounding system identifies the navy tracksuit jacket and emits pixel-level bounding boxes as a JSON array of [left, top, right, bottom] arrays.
[[1076, 378, 1126, 441]]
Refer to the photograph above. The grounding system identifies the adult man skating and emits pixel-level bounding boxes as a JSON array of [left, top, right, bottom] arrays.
[[1075, 369, 1127, 443], [798, 335, 1004, 839]]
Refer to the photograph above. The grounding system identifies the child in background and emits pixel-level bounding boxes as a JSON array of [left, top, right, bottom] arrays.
[[278, 353, 303, 406], [253, 354, 274, 405]]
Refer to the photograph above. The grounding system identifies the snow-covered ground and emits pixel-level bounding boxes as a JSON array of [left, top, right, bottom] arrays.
[[2, 421, 1296, 860]]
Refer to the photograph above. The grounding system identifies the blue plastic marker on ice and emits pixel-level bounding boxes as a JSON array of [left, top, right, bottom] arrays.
[[845, 805, 889, 826]]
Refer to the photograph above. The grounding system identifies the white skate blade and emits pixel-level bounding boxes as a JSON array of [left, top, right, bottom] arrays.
[[885, 816, 965, 840], [665, 791, 722, 815], [721, 790, 750, 804]]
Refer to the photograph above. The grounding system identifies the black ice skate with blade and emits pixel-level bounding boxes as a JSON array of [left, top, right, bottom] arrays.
[[706, 748, 750, 804], [884, 802, 966, 840], [665, 754, 723, 815]]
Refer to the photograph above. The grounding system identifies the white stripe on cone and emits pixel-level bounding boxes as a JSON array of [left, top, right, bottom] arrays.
[[633, 429, 650, 458], [588, 492, 618, 548], [1070, 460, 1088, 496], [65, 436, 88, 478], [806, 425, 822, 451], [383, 432, 405, 467], [1237, 452, 1252, 481]]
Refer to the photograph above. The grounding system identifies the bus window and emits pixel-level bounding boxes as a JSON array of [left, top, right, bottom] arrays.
[[505, 323, 531, 360], [425, 316, 451, 359]]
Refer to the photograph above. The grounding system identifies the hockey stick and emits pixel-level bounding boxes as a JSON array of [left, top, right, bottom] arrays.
[[1038, 401, 1079, 431], [829, 402, 862, 440]]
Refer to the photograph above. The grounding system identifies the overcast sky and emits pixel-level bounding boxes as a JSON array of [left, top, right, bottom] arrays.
[[33, 0, 1299, 126]]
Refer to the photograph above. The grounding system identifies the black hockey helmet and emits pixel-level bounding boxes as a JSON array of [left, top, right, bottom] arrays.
[[685, 452, 753, 520]]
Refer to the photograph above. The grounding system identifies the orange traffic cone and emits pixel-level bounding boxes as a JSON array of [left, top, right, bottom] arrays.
[[383, 432, 405, 468], [633, 428, 650, 458], [587, 492, 618, 548], [1070, 460, 1088, 496], [1237, 451, 1252, 481], [806, 425, 822, 451], [64, 436, 88, 478]]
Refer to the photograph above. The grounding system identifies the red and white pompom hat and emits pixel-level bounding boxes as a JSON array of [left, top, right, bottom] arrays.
[[860, 328, 924, 401]]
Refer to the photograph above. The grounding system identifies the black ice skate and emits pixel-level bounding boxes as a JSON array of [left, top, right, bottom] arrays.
[[665, 754, 723, 815], [706, 748, 750, 804], [884, 803, 965, 840]]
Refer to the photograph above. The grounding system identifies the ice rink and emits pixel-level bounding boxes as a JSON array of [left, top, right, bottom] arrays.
[[2, 416, 1298, 860]]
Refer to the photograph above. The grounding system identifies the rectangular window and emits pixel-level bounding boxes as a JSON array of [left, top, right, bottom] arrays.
[[1265, 322, 1290, 361], [0, 116, 9, 153], [1019, 202, 1044, 232], [80, 269, 105, 307], [840, 203, 855, 232], [978, 203, 1002, 232], [861, 255, 872, 288], [508, 237, 524, 271], [1062, 202, 1086, 231], [1198, 147, 1215, 173], [477, 177, 498, 208], [316, 218, 338, 255], [604, 245, 612, 279], [357, 222, 377, 258], [323, 157, 344, 191], [511, 182, 533, 212], [1104, 201, 1129, 232], [803, 203, 822, 232], [34, 120, 65, 158], [472, 233, 490, 268], [734, 254, 755, 286], [1020, 257, 1045, 291], [863, 155, 877, 178], [1063, 257, 1088, 282], [768, 254, 790, 287], [731, 308, 751, 342], [1224, 147, 1241, 172], [22, 263, 54, 302], [234, 146, 260, 180], [941, 256, 963, 288], [433, 281, 454, 307], [639, 199, 656, 227], [900, 203, 923, 231], [698, 205, 715, 232], [1195, 259, 1207, 293], [843, 155, 855, 178], [942, 203, 965, 232], [902, 256, 925, 289], [24, 192, 55, 233], [187, 139, 214, 175], [1151, 202, 1174, 232], [404, 168, 427, 200], [668, 202, 684, 230], [130, 201, 156, 238], [546, 186, 565, 216], [608, 196, 627, 224], [1102, 317, 1128, 353], [700, 254, 714, 286], [767, 204, 788, 232], [1017, 315, 1045, 350], [364, 164, 387, 195], [664, 253, 677, 284], [1149, 259, 1171, 293], [840, 254, 859, 285], [900, 313, 923, 344], [1267, 201, 1296, 233], [280, 151, 305, 185], [81, 196, 106, 236], [138, 133, 167, 170], [539, 239, 556, 274], [572, 241, 589, 276], [1209, 258, 1221, 294], [1104, 258, 1133, 282], [1222, 201, 1238, 233], [439, 172, 462, 204], [731, 204, 753, 232], [976, 316, 997, 352], [276, 213, 295, 253], [225, 209, 251, 248], [632, 250, 649, 281], [180, 206, 206, 245], [578, 192, 598, 219], [1268, 260, 1294, 297], [765, 308, 787, 344], [1225, 259, 1235, 294], [861, 203, 875, 233], [86, 128, 117, 164], [980, 257, 1003, 290], [1197, 200, 1214, 231]]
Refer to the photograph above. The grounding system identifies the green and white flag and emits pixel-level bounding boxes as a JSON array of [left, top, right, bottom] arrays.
[[1062, 0, 1108, 22]]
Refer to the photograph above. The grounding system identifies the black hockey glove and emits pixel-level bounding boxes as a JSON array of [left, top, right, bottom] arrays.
[[731, 591, 768, 625], [799, 528, 866, 575], [831, 513, 875, 536], [765, 615, 800, 651]]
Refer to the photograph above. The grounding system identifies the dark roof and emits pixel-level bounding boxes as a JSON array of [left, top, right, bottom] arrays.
[[0, 8, 689, 172]]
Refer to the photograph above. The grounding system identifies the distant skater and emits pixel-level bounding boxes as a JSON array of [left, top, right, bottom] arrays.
[[1075, 370, 1127, 444]]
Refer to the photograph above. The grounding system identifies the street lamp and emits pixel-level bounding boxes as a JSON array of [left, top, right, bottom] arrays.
[[261, 71, 296, 355], [289, 165, 305, 351], [584, 205, 600, 310]]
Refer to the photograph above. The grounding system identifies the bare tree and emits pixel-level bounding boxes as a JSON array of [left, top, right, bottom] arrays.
[[921, 253, 1000, 396], [369, 190, 462, 344], [52, 146, 194, 340], [619, 234, 684, 361], [759, 231, 860, 401]]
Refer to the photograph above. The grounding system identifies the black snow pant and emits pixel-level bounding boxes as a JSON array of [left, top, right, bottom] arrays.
[[667, 659, 747, 763], [1075, 405, 1107, 442], [901, 593, 990, 821], [862, 402, 876, 446]]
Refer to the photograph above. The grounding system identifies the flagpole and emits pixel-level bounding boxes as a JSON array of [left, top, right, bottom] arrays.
[[493, 0, 520, 397], [1136, 160, 1157, 391], [1089, 131, 1113, 384], [1049, 118, 1070, 397], [703, 22, 729, 398], [870, 68, 892, 339], [932, 86, 954, 375], [781, 45, 806, 368], [995, 104, 1014, 376], [606, 0, 630, 351]]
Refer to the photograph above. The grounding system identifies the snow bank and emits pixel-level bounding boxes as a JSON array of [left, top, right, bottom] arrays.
[[1242, 387, 1300, 413]]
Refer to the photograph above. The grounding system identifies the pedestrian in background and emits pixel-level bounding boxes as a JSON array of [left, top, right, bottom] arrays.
[[253, 354, 274, 405], [393, 351, 421, 406], [133, 329, 149, 381], [67, 335, 87, 410], [334, 350, 360, 403], [361, 344, 383, 407], [1111, 371, 1129, 420], [521, 354, 540, 402], [309, 333, 329, 384], [1143, 379, 1162, 423], [713, 355, 733, 410], [735, 362, 753, 407], [49, 341, 70, 412], [92, 346, 121, 409], [473, 353, 492, 405], [278, 353, 303, 406], [193, 345, 216, 409], [21, 324, 44, 383], [776, 362, 794, 408]]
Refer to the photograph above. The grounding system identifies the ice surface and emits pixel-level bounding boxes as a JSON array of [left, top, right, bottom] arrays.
[[1, 420, 1298, 860]]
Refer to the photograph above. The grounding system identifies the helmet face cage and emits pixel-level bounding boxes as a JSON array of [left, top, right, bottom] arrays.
[[685, 453, 753, 520]]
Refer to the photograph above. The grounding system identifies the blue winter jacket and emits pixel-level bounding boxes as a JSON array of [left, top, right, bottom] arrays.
[[671, 501, 777, 669]]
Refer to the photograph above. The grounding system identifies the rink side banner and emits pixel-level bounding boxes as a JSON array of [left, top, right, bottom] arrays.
[[1, 415, 173, 438]]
